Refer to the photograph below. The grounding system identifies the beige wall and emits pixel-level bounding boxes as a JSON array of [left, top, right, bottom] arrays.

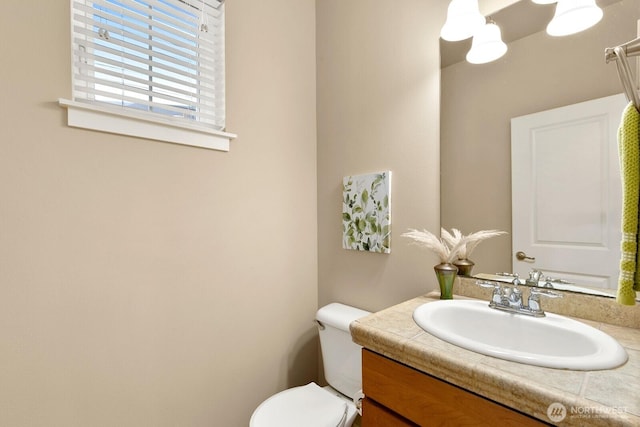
[[480, 0, 519, 14], [441, 0, 639, 275], [316, 0, 448, 312], [0, 1, 317, 426]]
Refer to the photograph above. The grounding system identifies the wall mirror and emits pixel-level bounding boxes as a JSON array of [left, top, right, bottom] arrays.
[[440, 0, 639, 298]]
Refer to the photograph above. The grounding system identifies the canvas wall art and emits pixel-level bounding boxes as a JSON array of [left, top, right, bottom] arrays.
[[342, 171, 392, 253]]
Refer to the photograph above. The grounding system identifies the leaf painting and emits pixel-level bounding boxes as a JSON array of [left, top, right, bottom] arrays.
[[342, 171, 392, 253]]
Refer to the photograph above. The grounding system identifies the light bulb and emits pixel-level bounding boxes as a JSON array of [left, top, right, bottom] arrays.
[[466, 21, 508, 64], [547, 0, 603, 37], [440, 0, 485, 42]]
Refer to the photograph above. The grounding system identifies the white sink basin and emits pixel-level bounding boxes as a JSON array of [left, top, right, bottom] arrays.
[[413, 300, 628, 370]]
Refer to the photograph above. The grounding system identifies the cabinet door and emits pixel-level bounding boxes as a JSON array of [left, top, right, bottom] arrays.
[[362, 349, 548, 426], [362, 398, 417, 426]]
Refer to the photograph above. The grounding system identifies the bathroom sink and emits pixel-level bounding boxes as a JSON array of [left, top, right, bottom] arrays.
[[413, 300, 628, 370]]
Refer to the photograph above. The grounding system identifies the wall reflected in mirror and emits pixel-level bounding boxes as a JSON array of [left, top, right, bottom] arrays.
[[440, 0, 640, 298]]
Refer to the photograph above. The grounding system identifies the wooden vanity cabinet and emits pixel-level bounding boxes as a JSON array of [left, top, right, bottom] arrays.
[[361, 349, 549, 426]]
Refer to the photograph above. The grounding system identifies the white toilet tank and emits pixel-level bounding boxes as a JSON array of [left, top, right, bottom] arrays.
[[315, 303, 370, 398]]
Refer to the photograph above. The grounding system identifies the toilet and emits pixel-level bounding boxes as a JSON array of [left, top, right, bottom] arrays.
[[250, 303, 371, 427]]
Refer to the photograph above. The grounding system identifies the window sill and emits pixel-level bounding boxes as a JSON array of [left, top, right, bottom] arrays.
[[59, 99, 236, 152]]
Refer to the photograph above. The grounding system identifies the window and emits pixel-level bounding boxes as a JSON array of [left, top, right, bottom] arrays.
[[61, 0, 234, 151]]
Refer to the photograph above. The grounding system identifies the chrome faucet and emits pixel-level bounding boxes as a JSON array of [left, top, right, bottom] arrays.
[[526, 269, 544, 286], [524, 268, 574, 289], [503, 285, 523, 308], [476, 280, 563, 317]]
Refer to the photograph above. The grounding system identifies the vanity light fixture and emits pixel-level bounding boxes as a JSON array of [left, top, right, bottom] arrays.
[[441, 0, 604, 64], [546, 0, 603, 36], [466, 19, 508, 64], [440, 0, 485, 42]]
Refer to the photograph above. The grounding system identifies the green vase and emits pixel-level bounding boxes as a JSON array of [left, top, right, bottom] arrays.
[[434, 263, 458, 300], [453, 258, 475, 277]]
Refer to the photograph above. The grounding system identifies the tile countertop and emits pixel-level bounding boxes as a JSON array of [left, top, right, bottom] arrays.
[[350, 293, 640, 427]]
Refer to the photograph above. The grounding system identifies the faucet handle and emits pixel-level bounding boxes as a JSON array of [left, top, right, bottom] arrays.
[[476, 280, 503, 293], [476, 280, 500, 289], [528, 288, 563, 314], [530, 288, 563, 298], [495, 272, 517, 278], [476, 280, 503, 305]]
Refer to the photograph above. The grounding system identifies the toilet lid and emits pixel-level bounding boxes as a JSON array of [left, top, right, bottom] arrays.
[[250, 383, 349, 427]]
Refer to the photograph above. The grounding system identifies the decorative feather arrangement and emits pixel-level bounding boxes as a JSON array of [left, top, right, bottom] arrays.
[[401, 228, 469, 264], [441, 228, 507, 260]]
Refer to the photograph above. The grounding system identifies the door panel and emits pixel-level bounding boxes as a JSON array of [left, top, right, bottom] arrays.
[[511, 93, 627, 289]]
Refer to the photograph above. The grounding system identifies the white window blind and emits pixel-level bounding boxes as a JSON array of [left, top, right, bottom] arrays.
[[70, 0, 225, 131]]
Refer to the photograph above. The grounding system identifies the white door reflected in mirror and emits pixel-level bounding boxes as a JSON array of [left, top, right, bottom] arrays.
[[511, 93, 627, 290]]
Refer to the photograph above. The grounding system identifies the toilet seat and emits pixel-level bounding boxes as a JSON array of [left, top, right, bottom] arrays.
[[249, 382, 356, 427]]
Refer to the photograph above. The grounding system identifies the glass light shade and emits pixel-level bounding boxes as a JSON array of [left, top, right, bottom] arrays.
[[546, 0, 603, 36], [440, 0, 485, 42], [466, 22, 508, 64]]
